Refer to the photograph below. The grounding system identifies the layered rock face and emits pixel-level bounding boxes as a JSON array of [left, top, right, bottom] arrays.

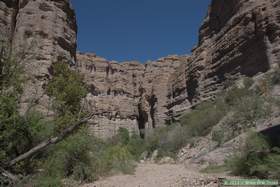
[[77, 53, 187, 138], [0, 0, 77, 114], [168, 0, 280, 117], [1, 0, 279, 138]]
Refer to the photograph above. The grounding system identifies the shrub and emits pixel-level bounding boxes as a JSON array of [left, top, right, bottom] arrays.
[[33, 176, 62, 187], [243, 77, 254, 88], [212, 129, 225, 146], [266, 68, 280, 86], [0, 51, 23, 94], [100, 145, 136, 175], [226, 132, 280, 179], [216, 85, 271, 139], [237, 95, 268, 121], [180, 101, 226, 137], [0, 47, 25, 166], [0, 50, 93, 185], [127, 134, 147, 160], [144, 125, 191, 158], [43, 129, 95, 182], [145, 127, 169, 154], [227, 93, 270, 130], [24, 112, 55, 144], [200, 164, 227, 174], [111, 127, 130, 146], [0, 102, 53, 174], [223, 86, 252, 106], [47, 62, 87, 115], [47, 62, 88, 134]]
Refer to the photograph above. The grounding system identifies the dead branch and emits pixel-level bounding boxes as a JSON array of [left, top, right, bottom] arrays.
[[0, 167, 18, 182], [7, 113, 94, 167]]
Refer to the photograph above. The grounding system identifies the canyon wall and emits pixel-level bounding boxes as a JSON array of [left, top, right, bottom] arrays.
[[1, 0, 279, 138], [0, 0, 77, 114], [77, 53, 187, 138], [77, 0, 280, 138], [168, 0, 280, 117]]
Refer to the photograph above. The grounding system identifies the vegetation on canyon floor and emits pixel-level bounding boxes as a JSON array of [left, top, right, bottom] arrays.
[[226, 132, 280, 179], [141, 72, 280, 179], [0, 49, 143, 186], [1, 43, 280, 186]]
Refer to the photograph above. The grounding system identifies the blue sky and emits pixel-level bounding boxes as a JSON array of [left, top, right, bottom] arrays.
[[71, 0, 211, 62]]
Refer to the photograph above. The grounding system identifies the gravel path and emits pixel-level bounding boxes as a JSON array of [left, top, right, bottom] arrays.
[[81, 163, 224, 187]]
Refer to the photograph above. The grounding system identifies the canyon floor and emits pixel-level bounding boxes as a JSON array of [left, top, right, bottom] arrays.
[[81, 163, 228, 187]]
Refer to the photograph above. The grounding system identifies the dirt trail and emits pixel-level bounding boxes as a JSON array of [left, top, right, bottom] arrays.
[[81, 163, 225, 187]]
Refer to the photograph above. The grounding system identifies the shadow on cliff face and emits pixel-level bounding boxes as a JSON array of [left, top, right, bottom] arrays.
[[137, 103, 148, 139], [149, 94, 158, 129], [206, 0, 242, 38], [137, 89, 158, 138], [260, 124, 280, 147], [210, 37, 270, 84], [186, 73, 199, 103], [184, 35, 271, 105]]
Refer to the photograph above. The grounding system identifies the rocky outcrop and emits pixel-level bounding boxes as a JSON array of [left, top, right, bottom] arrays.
[[0, 0, 77, 114], [77, 53, 187, 138], [1, 0, 279, 139], [77, 0, 280, 138], [0, 0, 17, 44], [167, 0, 280, 118]]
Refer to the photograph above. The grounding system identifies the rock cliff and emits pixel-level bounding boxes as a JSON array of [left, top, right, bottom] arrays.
[[77, 0, 280, 138], [77, 53, 187, 138], [1, 0, 279, 138], [0, 0, 77, 114], [168, 0, 280, 117]]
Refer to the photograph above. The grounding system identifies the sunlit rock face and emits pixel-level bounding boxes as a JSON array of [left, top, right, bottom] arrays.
[[0, 0, 77, 114], [77, 53, 187, 138], [1, 0, 279, 138], [167, 0, 280, 117]]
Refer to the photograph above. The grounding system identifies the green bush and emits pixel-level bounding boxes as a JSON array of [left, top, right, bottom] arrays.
[[47, 62, 87, 115], [223, 86, 252, 106], [0, 101, 53, 174], [224, 91, 270, 133], [47, 62, 88, 134], [0, 51, 95, 185], [200, 164, 227, 174], [243, 77, 254, 88], [100, 145, 136, 175], [226, 132, 280, 179], [33, 176, 62, 187], [43, 129, 95, 182], [233, 94, 269, 126], [266, 68, 280, 86], [0, 48, 25, 166], [141, 81, 272, 160], [180, 101, 226, 137], [110, 127, 130, 146], [0, 51, 23, 94], [143, 125, 191, 158], [212, 129, 225, 146], [127, 134, 147, 160]]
